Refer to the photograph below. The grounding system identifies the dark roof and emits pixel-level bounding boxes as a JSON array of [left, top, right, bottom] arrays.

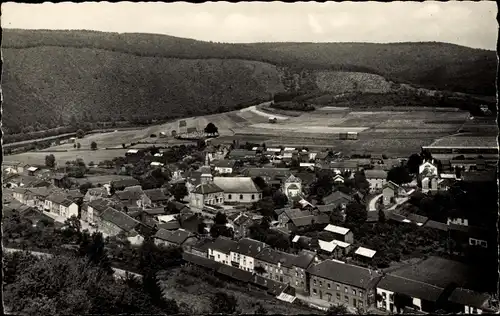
[[217, 264, 253, 282], [307, 260, 381, 290], [290, 214, 329, 228], [154, 228, 191, 245], [210, 236, 238, 254], [183, 252, 222, 270], [330, 161, 359, 169], [88, 198, 116, 212], [323, 191, 353, 206], [293, 250, 317, 269], [448, 288, 490, 309], [424, 220, 449, 232], [228, 149, 256, 159], [232, 238, 267, 257], [100, 207, 139, 232], [377, 274, 445, 303], [86, 187, 109, 198], [364, 169, 388, 179], [46, 193, 75, 207], [67, 189, 84, 200], [157, 221, 181, 231], [143, 208, 166, 215], [213, 160, 236, 168], [192, 183, 224, 195], [143, 189, 169, 202], [274, 208, 288, 216], [233, 213, 252, 226], [255, 248, 298, 268], [251, 275, 288, 295], [406, 213, 429, 225], [169, 200, 190, 212], [388, 213, 408, 223], [52, 173, 67, 180], [462, 171, 496, 183], [191, 239, 214, 253], [111, 178, 141, 188], [242, 167, 292, 179], [283, 208, 311, 219]]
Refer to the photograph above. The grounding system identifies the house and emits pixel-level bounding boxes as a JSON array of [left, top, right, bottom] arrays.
[[227, 149, 257, 161], [282, 174, 302, 199], [382, 181, 400, 206], [376, 274, 445, 313], [323, 191, 352, 209], [27, 166, 40, 176], [330, 161, 359, 174], [3, 161, 25, 174], [110, 178, 141, 191], [332, 174, 345, 184], [84, 187, 109, 202], [354, 247, 377, 263], [213, 177, 262, 204], [277, 208, 312, 227], [229, 212, 253, 238], [288, 214, 330, 231], [208, 236, 238, 265], [114, 186, 151, 208], [315, 151, 334, 162], [213, 159, 237, 174], [422, 176, 438, 193], [96, 207, 142, 238], [241, 168, 292, 186], [254, 248, 298, 284], [365, 170, 388, 193], [324, 224, 354, 244], [187, 239, 214, 258], [447, 287, 494, 314], [153, 228, 197, 250], [143, 188, 169, 206], [83, 198, 116, 224], [189, 183, 224, 208], [230, 238, 267, 272], [318, 240, 341, 258], [419, 160, 439, 178], [291, 250, 318, 295], [52, 173, 70, 188], [45, 193, 79, 218], [331, 240, 352, 256], [28, 187, 57, 210], [307, 260, 382, 311]]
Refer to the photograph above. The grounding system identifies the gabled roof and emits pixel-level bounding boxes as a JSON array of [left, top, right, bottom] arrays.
[[293, 250, 317, 269], [143, 208, 166, 215], [86, 187, 109, 197], [217, 264, 253, 282], [364, 169, 388, 179], [282, 208, 311, 220], [255, 248, 297, 268], [88, 198, 116, 212], [192, 183, 224, 195], [354, 247, 377, 258], [232, 238, 267, 257], [182, 252, 222, 270], [111, 178, 141, 188], [157, 221, 180, 231], [383, 180, 400, 191], [154, 228, 191, 245], [323, 191, 352, 206], [100, 207, 139, 232], [377, 274, 445, 303], [228, 149, 256, 158], [290, 214, 329, 228], [318, 240, 337, 253], [213, 177, 261, 193], [213, 160, 237, 168], [115, 186, 145, 201], [210, 236, 238, 254], [46, 193, 76, 207], [307, 260, 381, 290], [330, 160, 359, 169], [424, 220, 449, 232], [143, 189, 169, 202], [233, 213, 252, 226]]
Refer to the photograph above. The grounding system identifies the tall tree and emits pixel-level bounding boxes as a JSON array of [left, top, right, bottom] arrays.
[[345, 202, 368, 227], [90, 141, 97, 150], [406, 153, 423, 174], [45, 154, 56, 168], [172, 183, 189, 202], [211, 292, 237, 314], [387, 166, 412, 185], [204, 123, 219, 135]]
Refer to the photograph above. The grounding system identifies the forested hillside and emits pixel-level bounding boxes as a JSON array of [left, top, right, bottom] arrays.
[[2, 29, 496, 134]]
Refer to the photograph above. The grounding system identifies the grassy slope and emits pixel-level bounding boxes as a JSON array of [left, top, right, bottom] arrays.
[[2, 29, 496, 132]]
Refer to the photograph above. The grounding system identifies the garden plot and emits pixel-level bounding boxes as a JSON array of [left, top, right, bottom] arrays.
[[249, 123, 368, 134]]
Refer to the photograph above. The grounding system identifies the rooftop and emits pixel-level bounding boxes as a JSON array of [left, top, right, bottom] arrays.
[[448, 287, 491, 309], [143, 188, 169, 202], [255, 248, 297, 268], [307, 259, 381, 290], [153, 228, 191, 245], [377, 274, 445, 303], [354, 247, 377, 258], [192, 183, 224, 195], [323, 191, 352, 206], [213, 177, 261, 193], [364, 169, 388, 179], [232, 238, 267, 257], [324, 224, 351, 235], [209, 236, 238, 254], [100, 207, 139, 232]]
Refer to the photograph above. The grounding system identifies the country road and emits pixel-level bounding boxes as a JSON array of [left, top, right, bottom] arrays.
[[368, 194, 383, 212], [4, 247, 143, 279], [240, 103, 290, 121]]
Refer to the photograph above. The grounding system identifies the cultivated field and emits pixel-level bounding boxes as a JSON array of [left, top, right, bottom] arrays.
[[6, 102, 477, 165]]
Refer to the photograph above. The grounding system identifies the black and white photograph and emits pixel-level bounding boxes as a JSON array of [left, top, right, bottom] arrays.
[[1, 1, 499, 315]]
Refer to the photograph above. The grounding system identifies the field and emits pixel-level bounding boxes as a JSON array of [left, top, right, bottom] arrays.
[[6, 102, 477, 165]]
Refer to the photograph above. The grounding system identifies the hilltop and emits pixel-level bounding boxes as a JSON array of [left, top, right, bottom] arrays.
[[2, 29, 496, 134]]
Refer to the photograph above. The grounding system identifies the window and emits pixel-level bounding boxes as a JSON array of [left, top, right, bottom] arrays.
[[240, 194, 243, 200], [359, 301, 363, 308], [336, 284, 340, 291], [313, 289, 317, 295], [345, 296, 348, 302], [319, 281, 323, 287], [217, 254, 220, 259], [389, 294, 394, 302], [313, 279, 317, 285], [251, 194, 255, 200], [382, 292, 387, 299], [359, 291, 363, 298], [228, 194, 232, 200], [327, 293, 332, 302], [328, 283, 331, 289], [382, 301, 387, 308], [353, 289, 356, 295], [345, 287, 348, 293], [336, 293, 341, 300], [296, 271, 298, 277]]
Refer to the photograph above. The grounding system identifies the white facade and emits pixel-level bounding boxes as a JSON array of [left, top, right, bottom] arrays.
[[368, 178, 387, 192], [447, 217, 469, 226], [59, 203, 79, 219], [214, 166, 233, 174], [377, 288, 422, 313], [209, 248, 231, 265], [224, 192, 261, 204], [465, 306, 483, 314], [230, 251, 256, 272], [419, 161, 438, 178]]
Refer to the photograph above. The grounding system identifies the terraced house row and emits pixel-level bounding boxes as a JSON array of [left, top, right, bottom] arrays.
[[182, 236, 497, 314]]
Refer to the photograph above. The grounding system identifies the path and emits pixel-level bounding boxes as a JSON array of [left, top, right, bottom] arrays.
[[368, 194, 383, 212], [240, 104, 290, 121], [4, 247, 142, 279]]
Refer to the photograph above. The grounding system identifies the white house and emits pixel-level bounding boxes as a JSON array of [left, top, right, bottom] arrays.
[[419, 161, 438, 178], [189, 183, 224, 208], [324, 224, 354, 244], [208, 236, 238, 266], [229, 238, 266, 272], [213, 177, 262, 204], [45, 193, 79, 219], [448, 288, 492, 315], [365, 170, 388, 193], [213, 160, 236, 174], [447, 217, 469, 227]]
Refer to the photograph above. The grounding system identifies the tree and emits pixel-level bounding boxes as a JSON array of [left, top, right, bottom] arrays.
[[78, 231, 113, 275], [353, 171, 370, 192], [214, 212, 228, 225], [45, 154, 56, 168], [345, 202, 368, 227], [122, 143, 126, 148], [378, 210, 386, 223], [211, 292, 237, 314], [91, 141, 97, 150], [172, 183, 189, 201], [76, 129, 85, 138], [407, 153, 422, 174], [394, 292, 413, 313], [204, 123, 219, 135], [329, 207, 344, 225], [272, 190, 288, 209], [77, 142, 81, 149], [255, 303, 268, 315], [387, 166, 412, 185], [197, 222, 207, 234], [210, 224, 234, 239], [253, 176, 268, 191], [253, 265, 266, 275], [327, 304, 349, 315]]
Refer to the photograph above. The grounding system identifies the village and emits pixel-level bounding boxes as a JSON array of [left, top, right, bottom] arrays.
[[3, 123, 498, 315]]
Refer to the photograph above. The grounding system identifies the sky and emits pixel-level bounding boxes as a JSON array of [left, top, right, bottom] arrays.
[[2, 1, 498, 50]]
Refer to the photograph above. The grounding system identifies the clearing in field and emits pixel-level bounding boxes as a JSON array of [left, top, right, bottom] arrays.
[[249, 123, 368, 134]]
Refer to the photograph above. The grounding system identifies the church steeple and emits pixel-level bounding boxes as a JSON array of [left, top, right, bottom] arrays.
[[205, 152, 211, 167]]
